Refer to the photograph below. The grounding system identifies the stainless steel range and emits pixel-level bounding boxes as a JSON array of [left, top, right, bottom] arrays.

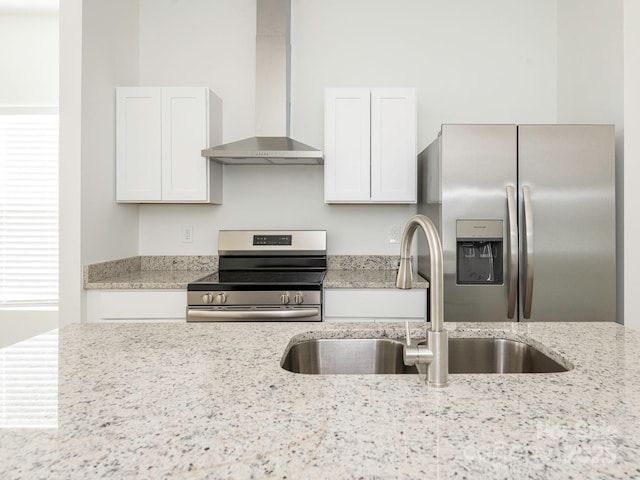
[[187, 230, 327, 322]]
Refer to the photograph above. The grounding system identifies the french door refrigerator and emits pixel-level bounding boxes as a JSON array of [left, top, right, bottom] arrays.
[[417, 124, 616, 322]]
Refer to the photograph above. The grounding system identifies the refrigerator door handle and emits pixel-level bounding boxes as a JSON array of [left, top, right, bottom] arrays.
[[506, 186, 518, 319], [522, 185, 534, 318]]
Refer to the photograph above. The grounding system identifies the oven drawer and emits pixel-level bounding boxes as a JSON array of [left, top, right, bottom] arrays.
[[187, 305, 322, 322]]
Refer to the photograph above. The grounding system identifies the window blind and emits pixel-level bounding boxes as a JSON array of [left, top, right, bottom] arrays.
[[0, 111, 59, 306], [0, 329, 58, 428]]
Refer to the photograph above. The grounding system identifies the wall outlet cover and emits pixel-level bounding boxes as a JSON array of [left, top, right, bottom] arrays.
[[389, 225, 401, 244], [181, 225, 193, 243]]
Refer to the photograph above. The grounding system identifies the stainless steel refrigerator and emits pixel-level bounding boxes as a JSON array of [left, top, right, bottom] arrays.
[[418, 124, 616, 322]]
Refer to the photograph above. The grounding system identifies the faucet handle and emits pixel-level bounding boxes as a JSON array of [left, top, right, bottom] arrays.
[[405, 321, 412, 346], [403, 321, 434, 367]]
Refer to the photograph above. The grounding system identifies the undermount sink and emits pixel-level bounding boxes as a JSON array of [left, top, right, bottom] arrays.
[[280, 337, 570, 375]]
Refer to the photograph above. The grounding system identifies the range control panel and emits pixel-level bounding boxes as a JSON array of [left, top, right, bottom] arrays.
[[217, 230, 327, 256], [253, 235, 292, 246]]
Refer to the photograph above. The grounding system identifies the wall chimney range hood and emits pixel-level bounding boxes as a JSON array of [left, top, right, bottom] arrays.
[[202, 0, 323, 165], [202, 136, 322, 165]]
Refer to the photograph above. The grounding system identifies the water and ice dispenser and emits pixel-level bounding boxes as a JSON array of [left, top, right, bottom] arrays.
[[456, 220, 503, 285]]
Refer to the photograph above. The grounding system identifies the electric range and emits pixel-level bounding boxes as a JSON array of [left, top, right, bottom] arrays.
[[187, 230, 327, 322]]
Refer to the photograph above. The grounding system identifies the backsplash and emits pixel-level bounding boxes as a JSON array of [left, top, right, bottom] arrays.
[[140, 256, 218, 271], [327, 255, 400, 270], [84, 256, 141, 284]]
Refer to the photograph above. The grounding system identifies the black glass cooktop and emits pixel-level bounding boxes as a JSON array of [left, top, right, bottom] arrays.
[[188, 270, 326, 291]]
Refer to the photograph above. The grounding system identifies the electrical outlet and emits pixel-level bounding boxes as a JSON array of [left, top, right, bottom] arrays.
[[182, 225, 193, 243], [389, 225, 401, 244]]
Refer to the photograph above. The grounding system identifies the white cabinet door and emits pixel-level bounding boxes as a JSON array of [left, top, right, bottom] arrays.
[[324, 288, 427, 322], [324, 88, 371, 202], [371, 88, 417, 203], [116, 87, 222, 204], [324, 87, 416, 204], [86, 290, 187, 323], [116, 87, 162, 201], [162, 88, 210, 202]]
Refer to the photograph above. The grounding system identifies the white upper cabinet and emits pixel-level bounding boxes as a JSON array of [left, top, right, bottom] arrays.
[[116, 87, 223, 204], [324, 88, 417, 204]]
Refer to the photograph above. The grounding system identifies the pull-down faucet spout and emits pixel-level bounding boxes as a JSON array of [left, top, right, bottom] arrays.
[[396, 215, 448, 387]]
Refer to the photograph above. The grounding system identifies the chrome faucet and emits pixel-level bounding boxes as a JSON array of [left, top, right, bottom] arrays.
[[396, 215, 448, 387]]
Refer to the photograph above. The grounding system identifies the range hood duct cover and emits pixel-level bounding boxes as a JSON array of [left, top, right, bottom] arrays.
[[202, 0, 323, 165]]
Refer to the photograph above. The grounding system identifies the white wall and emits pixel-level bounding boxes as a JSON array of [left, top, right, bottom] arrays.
[[292, 0, 557, 151], [138, 0, 256, 143], [59, 0, 82, 326], [0, 12, 58, 106], [60, 0, 141, 325], [139, 166, 415, 255], [624, 0, 640, 331], [80, 0, 140, 265], [557, 1, 623, 124], [137, 0, 559, 255]]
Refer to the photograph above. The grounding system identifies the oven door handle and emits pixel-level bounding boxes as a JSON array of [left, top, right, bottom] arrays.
[[187, 308, 320, 321]]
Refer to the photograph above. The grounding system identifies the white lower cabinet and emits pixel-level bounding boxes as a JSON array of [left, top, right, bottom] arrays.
[[323, 289, 427, 322], [86, 290, 187, 323]]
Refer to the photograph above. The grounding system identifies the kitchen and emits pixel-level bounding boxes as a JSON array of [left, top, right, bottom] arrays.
[[62, 0, 634, 329], [3, 0, 640, 478]]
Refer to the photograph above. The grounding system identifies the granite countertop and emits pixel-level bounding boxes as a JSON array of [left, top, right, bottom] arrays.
[[324, 269, 428, 289], [1, 321, 639, 478], [84, 255, 218, 290], [84, 269, 207, 289], [84, 255, 428, 290]]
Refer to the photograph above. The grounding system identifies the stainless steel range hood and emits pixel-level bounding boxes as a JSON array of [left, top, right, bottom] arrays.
[[202, 136, 322, 165], [202, 0, 323, 165]]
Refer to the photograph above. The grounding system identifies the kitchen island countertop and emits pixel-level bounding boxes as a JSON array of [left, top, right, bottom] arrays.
[[1, 321, 638, 479]]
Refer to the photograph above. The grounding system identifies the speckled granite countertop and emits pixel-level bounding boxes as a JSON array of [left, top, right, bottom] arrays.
[[1, 321, 638, 479], [84, 256, 218, 290], [324, 269, 428, 289], [84, 255, 428, 290]]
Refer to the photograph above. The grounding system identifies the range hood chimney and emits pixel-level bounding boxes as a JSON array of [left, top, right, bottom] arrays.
[[202, 0, 323, 165]]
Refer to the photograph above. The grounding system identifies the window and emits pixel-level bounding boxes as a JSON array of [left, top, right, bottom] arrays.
[[0, 109, 58, 307], [0, 329, 58, 428]]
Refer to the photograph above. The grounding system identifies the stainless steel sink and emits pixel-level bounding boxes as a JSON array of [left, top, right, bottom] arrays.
[[281, 338, 417, 374], [281, 337, 570, 374], [443, 337, 569, 374]]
